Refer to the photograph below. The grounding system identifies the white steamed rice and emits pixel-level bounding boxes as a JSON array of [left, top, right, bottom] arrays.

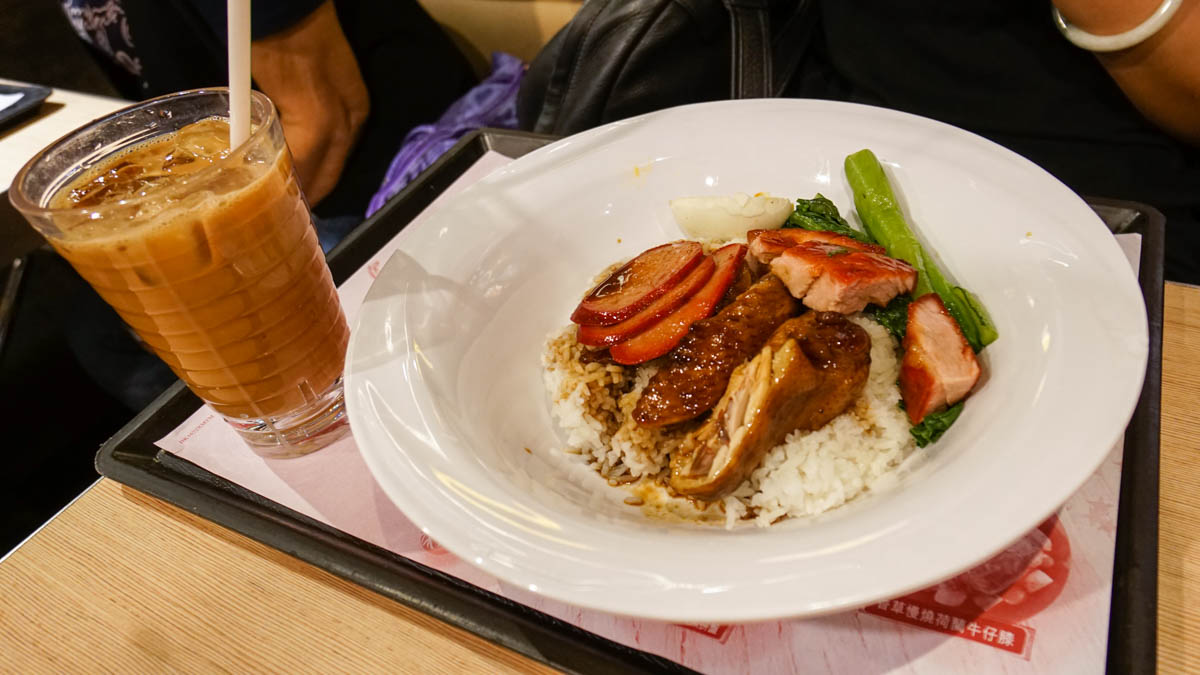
[[542, 315, 916, 528]]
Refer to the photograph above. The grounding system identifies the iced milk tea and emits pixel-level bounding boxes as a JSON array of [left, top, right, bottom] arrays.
[[11, 90, 349, 457]]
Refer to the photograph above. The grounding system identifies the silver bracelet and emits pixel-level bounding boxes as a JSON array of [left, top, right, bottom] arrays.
[[1053, 0, 1182, 52]]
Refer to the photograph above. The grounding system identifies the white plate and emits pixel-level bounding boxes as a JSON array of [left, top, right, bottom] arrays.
[[345, 99, 1147, 623]]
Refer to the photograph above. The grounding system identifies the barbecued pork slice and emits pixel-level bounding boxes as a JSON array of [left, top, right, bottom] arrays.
[[747, 228, 885, 266], [669, 313, 871, 501], [769, 241, 917, 313], [899, 294, 981, 424], [633, 274, 799, 427]]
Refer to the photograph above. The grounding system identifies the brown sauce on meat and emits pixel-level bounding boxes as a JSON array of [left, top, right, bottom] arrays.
[[669, 312, 872, 500], [769, 312, 872, 430], [577, 347, 617, 366], [714, 261, 754, 312], [633, 274, 799, 427]]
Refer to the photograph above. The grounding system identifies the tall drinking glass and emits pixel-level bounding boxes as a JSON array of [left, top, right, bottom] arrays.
[[10, 89, 350, 458]]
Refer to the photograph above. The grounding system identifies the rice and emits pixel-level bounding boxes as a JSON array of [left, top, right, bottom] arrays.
[[541, 315, 916, 528], [542, 328, 682, 481], [737, 317, 915, 525]]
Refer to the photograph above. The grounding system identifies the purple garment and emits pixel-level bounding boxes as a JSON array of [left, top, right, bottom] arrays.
[[366, 52, 525, 216]]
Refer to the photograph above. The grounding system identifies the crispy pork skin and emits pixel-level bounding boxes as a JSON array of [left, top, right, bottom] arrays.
[[669, 312, 871, 501], [899, 294, 981, 424]]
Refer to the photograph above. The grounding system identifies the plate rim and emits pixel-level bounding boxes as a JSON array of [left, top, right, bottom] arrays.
[[345, 98, 1149, 622]]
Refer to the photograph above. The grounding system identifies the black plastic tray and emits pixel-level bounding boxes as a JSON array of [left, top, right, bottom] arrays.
[[95, 129, 1163, 675], [0, 83, 51, 132]]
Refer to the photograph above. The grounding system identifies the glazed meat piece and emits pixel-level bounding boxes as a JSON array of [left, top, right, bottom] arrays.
[[899, 294, 981, 424], [716, 261, 755, 311], [669, 313, 872, 500], [571, 240, 704, 326], [747, 228, 885, 267], [633, 274, 799, 427], [770, 241, 917, 313], [608, 243, 748, 365], [578, 256, 717, 347]]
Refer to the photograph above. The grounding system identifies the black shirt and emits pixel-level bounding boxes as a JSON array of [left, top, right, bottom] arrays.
[[787, 0, 1200, 283]]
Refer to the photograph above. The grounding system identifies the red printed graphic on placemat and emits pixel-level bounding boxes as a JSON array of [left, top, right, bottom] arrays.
[[1083, 497, 1117, 536], [419, 533, 452, 556], [366, 259, 383, 279], [864, 599, 1036, 657], [921, 517, 1071, 624], [175, 414, 215, 447], [862, 517, 1070, 658], [677, 624, 734, 643]]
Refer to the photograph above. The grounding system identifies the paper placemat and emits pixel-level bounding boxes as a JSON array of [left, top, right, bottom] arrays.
[[158, 150, 1142, 673]]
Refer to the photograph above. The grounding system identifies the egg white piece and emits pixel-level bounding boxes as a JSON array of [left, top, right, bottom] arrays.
[[669, 193, 793, 239]]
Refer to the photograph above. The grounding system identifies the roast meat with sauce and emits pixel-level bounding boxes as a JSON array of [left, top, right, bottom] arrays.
[[669, 312, 872, 501], [899, 294, 981, 424], [633, 274, 799, 427], [770, 241, 917, 314], [747, 228, 886, 267]]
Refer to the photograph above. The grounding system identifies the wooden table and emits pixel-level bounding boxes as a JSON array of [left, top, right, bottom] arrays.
[[1156, 282, 1200, 674], [1, 84, 1197, 672]]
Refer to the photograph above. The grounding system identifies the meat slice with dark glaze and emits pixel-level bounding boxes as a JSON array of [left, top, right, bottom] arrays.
[[770, 241, 917, 314], [900, 294, 981, 424], [669, 312, 872, 501], [632, 274, 799, 427], [716, 261, 754, 312]]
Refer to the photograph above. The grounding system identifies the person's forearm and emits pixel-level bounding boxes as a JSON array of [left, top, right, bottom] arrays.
[[1055, 0, 1200, 146]]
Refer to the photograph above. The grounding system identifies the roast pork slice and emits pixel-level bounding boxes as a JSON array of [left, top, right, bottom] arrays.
[[769, 241, 917, 314], [747, 228, 885, 267], [899, 293, 981, 424]]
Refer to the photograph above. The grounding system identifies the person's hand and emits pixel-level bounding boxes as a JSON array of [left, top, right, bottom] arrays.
[[251, 1, 369, 205]]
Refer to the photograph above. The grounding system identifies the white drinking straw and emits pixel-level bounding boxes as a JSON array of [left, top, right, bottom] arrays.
[[227, 0, 251, 149]]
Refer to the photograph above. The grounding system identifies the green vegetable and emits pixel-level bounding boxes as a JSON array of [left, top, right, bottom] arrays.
[[843, 149, 998, 352], [845, 149, 995, 445], [866, 294, 912, 342], [910, 402, 964, 447], [784, 194, 876, 244], [954, 286, 999, 348]]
